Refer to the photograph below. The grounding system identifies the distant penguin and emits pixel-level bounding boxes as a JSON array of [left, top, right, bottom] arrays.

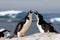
[[0, 28, 12, 39], [14, 10, 33, 37], [34, 11, 58, 33]]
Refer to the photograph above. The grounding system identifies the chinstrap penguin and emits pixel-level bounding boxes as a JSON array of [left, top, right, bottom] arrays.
[[14, 10, 33, 37], [34, 11, 58, 33]]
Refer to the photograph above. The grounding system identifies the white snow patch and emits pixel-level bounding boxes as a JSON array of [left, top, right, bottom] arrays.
[[50, 18, 60, 22], [0, 10, 22, 16], [0, 28, 5, 32]]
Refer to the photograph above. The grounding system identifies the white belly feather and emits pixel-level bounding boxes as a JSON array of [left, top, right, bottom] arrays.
[[20, 19, 32, 34], [37, 22, 44, 33]]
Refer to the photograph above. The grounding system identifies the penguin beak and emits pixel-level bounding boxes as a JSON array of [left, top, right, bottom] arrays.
[[29, 10, 33, 13], [34, 11, 38, 15]]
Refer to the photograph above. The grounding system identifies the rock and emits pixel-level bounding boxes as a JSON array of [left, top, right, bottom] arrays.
[[0, 33, 60, 40]]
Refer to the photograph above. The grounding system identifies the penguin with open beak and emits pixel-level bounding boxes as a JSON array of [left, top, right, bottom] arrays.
[[14, 10, 33, 37]]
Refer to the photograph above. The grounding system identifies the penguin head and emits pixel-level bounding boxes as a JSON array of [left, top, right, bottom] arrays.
[[28, 10, 33, 13], [26, 10, 33, 20], [34, 11, 40, 20], [34, 11, 43, 20], [34, 11, 39, 15]]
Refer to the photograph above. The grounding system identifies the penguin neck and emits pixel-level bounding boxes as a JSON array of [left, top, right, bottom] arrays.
[[36, 17, 40, 25], [37, 16, 44, 25], [35, 15, 39, 21], [28, 13, 32, 20]]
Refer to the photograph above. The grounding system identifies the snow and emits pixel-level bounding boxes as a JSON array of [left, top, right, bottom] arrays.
[[0, 10, 22, 16], [50, 18, 60, 22], [0, 28, 5, 32], [1, 33, 60, 40]]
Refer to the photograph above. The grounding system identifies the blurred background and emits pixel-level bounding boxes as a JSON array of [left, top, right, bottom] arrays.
[[0, 0, 60, 36]]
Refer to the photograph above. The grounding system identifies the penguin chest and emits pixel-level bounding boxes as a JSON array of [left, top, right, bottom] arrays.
[[37, 23, 44, 33], [20, 20, 32, 33], [23, 20, 32, 28]]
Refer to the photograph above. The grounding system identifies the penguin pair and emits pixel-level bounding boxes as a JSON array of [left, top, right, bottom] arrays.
[[14, 10, 58, 38], [34, 11, 58, 33]]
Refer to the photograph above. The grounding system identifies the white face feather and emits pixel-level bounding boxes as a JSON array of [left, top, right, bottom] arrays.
[[35, 15, 39, 21]]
